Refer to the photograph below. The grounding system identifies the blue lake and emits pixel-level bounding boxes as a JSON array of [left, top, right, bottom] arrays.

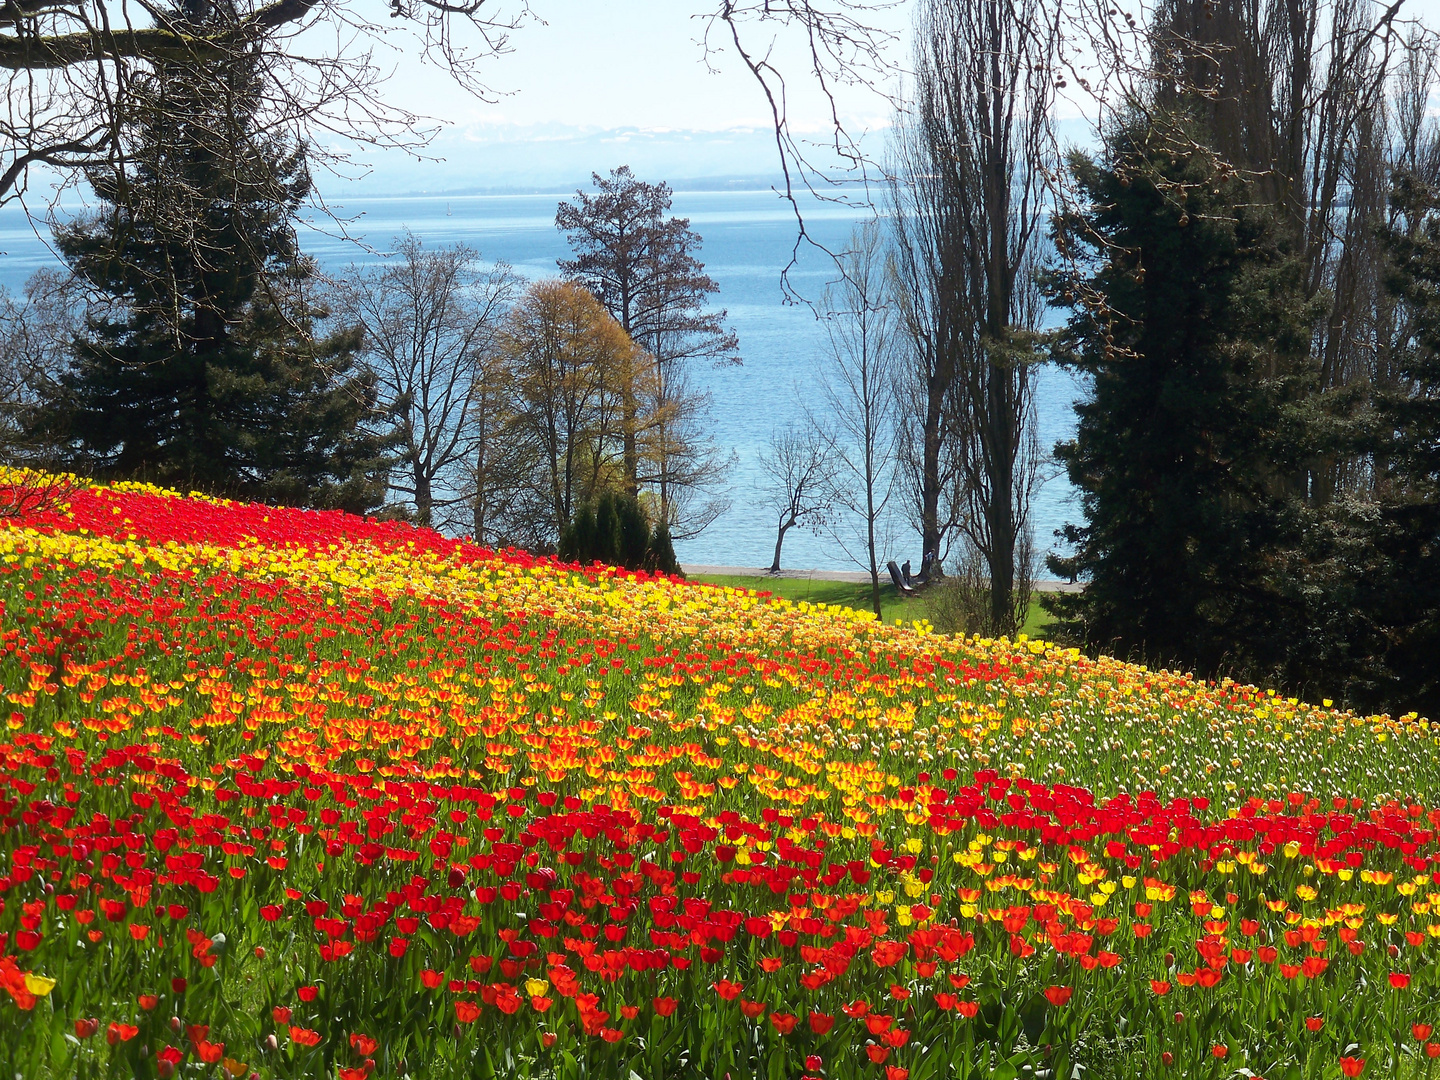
[[0, 188, 1083, 571]]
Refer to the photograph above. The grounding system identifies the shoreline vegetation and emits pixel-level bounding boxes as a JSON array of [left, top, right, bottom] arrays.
[[686, 569, 1060, 639]]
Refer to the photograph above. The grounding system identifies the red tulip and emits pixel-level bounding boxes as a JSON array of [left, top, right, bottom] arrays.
[[350, 1033, 378, 1055], [712, 980, 743, 1001], [769, 1012, 798, 1035]]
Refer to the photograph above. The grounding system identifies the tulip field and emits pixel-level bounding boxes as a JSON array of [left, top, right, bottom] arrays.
[[4, 473, 1440, 1080]]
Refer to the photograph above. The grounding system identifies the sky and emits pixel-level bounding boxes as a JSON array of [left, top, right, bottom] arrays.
[[324, 0, 909, 193], [329, 0, 1440, 195]]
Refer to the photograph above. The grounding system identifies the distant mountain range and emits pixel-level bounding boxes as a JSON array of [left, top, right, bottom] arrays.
[[327, 122, 879, 196]]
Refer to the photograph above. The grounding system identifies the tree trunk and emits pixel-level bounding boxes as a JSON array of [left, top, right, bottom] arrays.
[[986, 357, 1015, 633], [413, 464, 432, 528], [866, 511, 882, 620], [921, 363, 945, 574], [622, 389, 640, 499], [865, 423, 883, 620], [771, 520, 792, 573]]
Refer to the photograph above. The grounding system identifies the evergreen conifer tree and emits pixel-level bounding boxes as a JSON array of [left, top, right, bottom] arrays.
[[1043, 116, 1319, 679], [28, 2, 389, 512], [558, 489, 680, 574], [1371, 173, 1440, 715]]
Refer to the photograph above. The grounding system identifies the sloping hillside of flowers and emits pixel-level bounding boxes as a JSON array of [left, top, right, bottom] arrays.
[[1, 473, 1438, 1080]]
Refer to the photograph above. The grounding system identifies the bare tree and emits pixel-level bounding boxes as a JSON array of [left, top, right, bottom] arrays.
[[816, 220, 898, 618], [464, 343, 543, 549], [0, 268, 77, 461], [698, 1, 901, 293], [0, 0, 526, 210], [332, 233, 518, 529], [758, 421, 837, 573], [642, 359, 733, 542], [889, 0, 1055, 635]]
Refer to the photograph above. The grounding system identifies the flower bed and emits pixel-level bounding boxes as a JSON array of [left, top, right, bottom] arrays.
[[1, 473, 1438, 1079]]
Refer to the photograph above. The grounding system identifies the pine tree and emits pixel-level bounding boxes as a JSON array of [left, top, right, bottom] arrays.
[[29, 4, 390, 512], [556, 167, 735, 534], [1043, 116, 1320, 680]]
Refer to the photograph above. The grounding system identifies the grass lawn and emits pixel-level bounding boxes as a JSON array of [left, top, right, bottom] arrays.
[[687, 571, 1055, 638]]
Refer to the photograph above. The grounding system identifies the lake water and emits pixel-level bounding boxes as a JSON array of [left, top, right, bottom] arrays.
[[0, 189, 1083, 571]]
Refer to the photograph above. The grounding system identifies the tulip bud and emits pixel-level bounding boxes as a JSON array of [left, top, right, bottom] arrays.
[[158, 1060, 175, 1079], [1174, 1012, 1184, 1024], [264, 1034, 278, 1052], [1161, 1052, 1173, 1066], [254, 946, 266, 959], [1389, 943, 1400, 957], [170, 1016, 182, 1032]]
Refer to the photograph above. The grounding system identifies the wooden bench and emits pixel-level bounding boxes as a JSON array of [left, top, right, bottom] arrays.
[[887, 561, 915, 597]]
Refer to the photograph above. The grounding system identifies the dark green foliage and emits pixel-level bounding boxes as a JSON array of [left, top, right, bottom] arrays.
[[561, 503, 600, 565], [559, 490, 681, 575], [617, 495, 651, 567], [593, 495, 622, 565], [26, 7, 390, 513], [1042, 116, 1322, 683], [1368, 173, 1440, 716], [647, 521, 680, 576]]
